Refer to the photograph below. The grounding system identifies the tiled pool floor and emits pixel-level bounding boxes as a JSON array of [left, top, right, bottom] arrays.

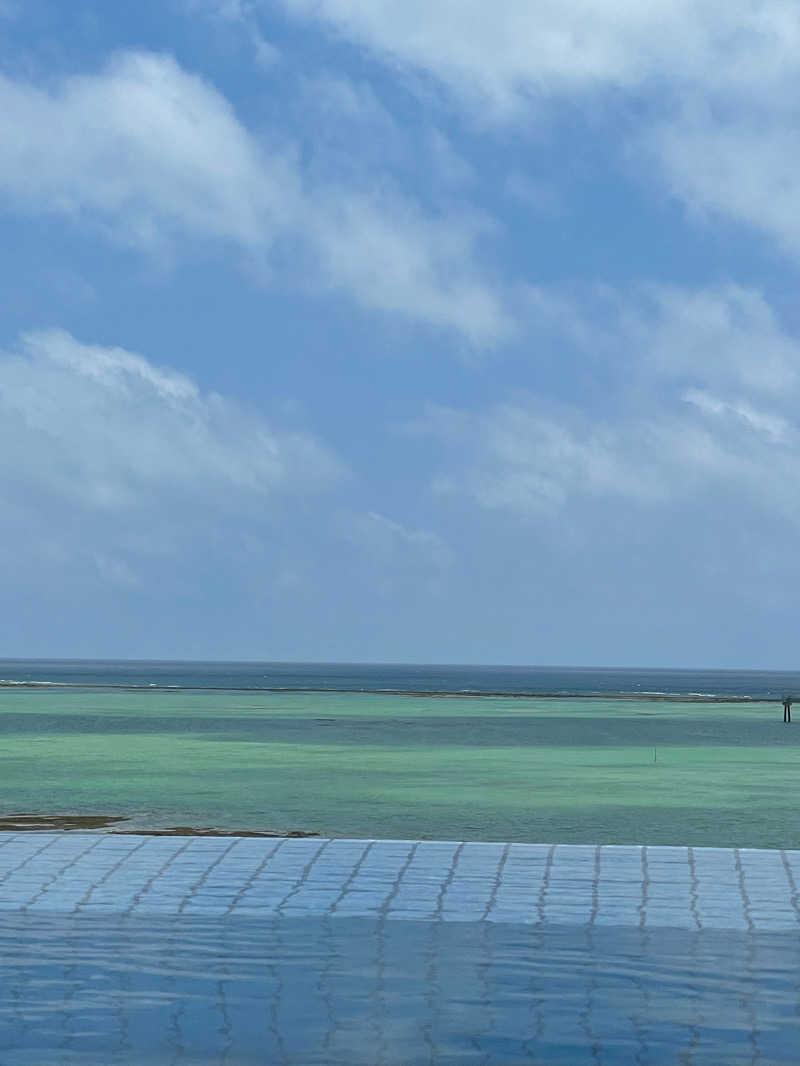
[[0, 833, 798, 930], [1, 835, 799, 1064]]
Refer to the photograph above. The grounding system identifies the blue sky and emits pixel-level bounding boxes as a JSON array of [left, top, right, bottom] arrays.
[[3, 0, 800, 667]]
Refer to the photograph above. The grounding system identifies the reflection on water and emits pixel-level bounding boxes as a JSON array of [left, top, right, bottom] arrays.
[[0, 914, 798, 1065]]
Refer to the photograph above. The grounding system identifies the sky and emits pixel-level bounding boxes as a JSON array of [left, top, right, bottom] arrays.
[[3, 1, 800, 667]]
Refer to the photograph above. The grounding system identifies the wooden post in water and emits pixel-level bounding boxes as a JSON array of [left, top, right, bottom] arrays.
[[783, 696, 793, 724]]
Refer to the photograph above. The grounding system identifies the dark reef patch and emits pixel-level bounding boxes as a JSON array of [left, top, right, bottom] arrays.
[[0, 813, 319, 837]]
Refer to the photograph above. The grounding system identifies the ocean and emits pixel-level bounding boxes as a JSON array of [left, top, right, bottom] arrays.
[[3, 658, 800, 697], [0, 660, 797, 846]]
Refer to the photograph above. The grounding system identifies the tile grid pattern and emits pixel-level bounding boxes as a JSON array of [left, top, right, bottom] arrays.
[[0, 833, 798, 930]]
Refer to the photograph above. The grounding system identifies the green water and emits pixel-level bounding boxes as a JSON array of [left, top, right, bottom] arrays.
[[0, 689, 798, 847]]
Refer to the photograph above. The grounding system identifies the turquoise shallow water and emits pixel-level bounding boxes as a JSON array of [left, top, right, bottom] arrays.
[[1, 687, 798, 846]]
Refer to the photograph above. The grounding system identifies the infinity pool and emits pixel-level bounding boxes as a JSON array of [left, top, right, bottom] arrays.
[[1, 914, 798, 1064]]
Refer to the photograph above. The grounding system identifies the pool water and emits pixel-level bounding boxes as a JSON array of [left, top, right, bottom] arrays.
[[1, 914, 798, 1064]]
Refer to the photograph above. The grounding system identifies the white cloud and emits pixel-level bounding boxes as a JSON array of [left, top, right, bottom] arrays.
[[644, 108, 800, 258], [341, 510, 453, 599], [307, 193, 505, 341], [416, 398, 800, 524], [682, 389, 790, 444], [414, 402, 670, 519], [413, 283, 800, 523], [0, 52, 511, 345], [278, 1, 800, 112], [303, 73, 391, 127], [638, 286, 799, 395], [278, 1, 800, 257], [345, 510, 452, 568], [0, 52, 290, 252], [0, 328, 352, 601], [0, 328, 344, 515], [290, 71, 479, 214], [524, 282, 800, 396]]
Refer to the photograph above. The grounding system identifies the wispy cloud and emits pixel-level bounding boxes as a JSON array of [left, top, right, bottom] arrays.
[[520, 282, 800, 396], [184, 0, 281, 68], [278, 1, 798, 111], [643, 106, 800, 259], [682, 389, 790, 444], [277, 2, 800, 258], [341, 510, 453, 600], [411, 283, 800, 522], [0, 51, 512, 345], [0, 328, 344, 514]]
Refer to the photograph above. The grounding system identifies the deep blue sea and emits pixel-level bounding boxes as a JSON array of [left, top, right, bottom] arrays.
[[1, 658, 799, 698]]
